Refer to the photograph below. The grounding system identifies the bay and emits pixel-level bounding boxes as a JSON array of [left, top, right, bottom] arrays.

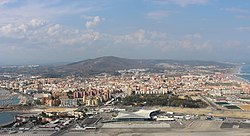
[[0, 89, 20, 126]]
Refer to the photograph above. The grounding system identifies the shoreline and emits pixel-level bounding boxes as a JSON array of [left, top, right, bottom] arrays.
[[0, 88, 28, 105], [0, 112, 17, 127], [231, 64, 250, 85], [235, 75, 250, 84], [18, 95, 27, 105]]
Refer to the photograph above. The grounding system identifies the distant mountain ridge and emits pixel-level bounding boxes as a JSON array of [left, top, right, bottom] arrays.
[[57, 56, 234, 76], [61, 56, 148, 76], [0, 56, 235, 78]]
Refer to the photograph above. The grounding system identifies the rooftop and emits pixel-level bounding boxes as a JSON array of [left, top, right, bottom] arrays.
[[114, 109, 160, 119]]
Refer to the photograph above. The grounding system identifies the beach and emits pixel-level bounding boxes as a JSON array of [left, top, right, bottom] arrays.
[[238, 63, 250, 76], [232, 64, 250, 85]]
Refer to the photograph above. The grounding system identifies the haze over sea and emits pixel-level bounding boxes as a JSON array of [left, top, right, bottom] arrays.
[[239, 64, 250, 83]]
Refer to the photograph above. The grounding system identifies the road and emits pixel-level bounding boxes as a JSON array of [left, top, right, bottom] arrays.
[[198, 94, 221, 110], [50, 116, 101, 136], [81, 117, 101, 128], [50, 120, 79, 136]]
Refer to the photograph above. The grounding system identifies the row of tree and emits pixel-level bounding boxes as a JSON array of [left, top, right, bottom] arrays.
[[118, 94, 207, 108]]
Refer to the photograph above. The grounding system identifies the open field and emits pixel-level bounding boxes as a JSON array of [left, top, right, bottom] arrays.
[[160, 107, 250, 119], [238, 105, 250, 111]]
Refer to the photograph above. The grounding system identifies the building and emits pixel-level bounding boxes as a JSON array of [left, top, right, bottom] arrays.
[[60, 99, 78, 107], [114, 109, 160, 121]]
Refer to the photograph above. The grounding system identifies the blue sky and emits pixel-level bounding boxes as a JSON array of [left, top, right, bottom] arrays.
[[0, 0, 250, 65]]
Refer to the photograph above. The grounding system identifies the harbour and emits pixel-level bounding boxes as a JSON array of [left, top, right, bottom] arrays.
[[0, 90, 20, 106], [0, 89, 20, 127], [0, 112, 17, 127]]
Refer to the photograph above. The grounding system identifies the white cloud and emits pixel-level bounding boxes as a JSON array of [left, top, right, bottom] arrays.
[[178, 39, 209, 51], [235, 27, 250, 32], [0, 19, 103, 47], [30, 19, 48, 27], [81, 15, 95, 20], [236, 15, 250, 19], [85, 16, 102, 29], [172, 0, 209, 6], [185, 33, 202, 39], [112, 29, 209, 51], [222, 7, 250, 20], [223, 7, 249, 14], [1, 24, 13, 33], [0, 18, 211, 56], [1, 18, 48, 36], [18, 24, 28, 33], [154, 0, 209, 7], [224, 40, 241, 48], [80, 31, 100, 41], [177, 33, 210, 51], [1, 23, 29, 36], [47, 24, 61, 36], [147, 10, 175, 20], [0, 0, 12, 6], [113, 29, 150, 45], [0, 1, 94, 25]]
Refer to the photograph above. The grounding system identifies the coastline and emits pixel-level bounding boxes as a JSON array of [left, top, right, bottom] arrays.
[[0, 88, 27, 105], [0, 112, 17, 127], [235, 75, 250, 85], [18, 95, 27, 105], [232, 64, 250, 85]]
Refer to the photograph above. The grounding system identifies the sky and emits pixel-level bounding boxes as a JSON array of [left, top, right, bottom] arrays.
[[0, 0, 250, 65]]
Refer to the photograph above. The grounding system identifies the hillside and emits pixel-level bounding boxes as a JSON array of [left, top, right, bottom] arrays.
[[60, 56, 149, 76], [0, 56, 235, 78], [55, 56, 234, 76]]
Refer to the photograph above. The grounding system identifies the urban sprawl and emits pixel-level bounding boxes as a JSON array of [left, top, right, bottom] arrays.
[[0, 64, 250, 135]]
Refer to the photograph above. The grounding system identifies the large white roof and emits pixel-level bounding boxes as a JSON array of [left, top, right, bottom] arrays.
[[115, 109, 159, 119]]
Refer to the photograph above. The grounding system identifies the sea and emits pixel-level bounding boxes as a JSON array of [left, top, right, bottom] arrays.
[[0, 89, 20, 127], [0, 112, 17, 127], [0, 89, 20, 106], [239, 63, 250, 83]]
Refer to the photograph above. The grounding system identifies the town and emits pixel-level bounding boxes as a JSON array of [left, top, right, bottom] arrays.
[[0, 63, 250, 135]]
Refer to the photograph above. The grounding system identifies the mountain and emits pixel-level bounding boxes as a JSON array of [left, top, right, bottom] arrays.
[[0, 56, 235, 78], [55, 56, 234, 77], [60, 56, 149, 76]]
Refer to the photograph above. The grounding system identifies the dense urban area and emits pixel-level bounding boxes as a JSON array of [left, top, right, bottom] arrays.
[[0, 58, 250, 136]]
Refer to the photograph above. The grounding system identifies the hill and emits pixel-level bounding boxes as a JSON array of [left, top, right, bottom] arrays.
[[0, 56, 235, 78], [56, 56, 234, 77], [60, 56, 148, 76]]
